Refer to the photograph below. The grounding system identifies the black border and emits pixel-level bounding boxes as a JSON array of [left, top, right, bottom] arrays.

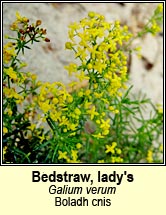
[[1, 0, 165, 166]]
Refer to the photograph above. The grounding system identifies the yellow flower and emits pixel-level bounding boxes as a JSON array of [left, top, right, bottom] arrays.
[[68, 81, 78, 88], [88, 44, 100, 60], [58, 151, 68, 160], [112, 142, 117, 147], [84, 89, 91, 96], [111, 157, 116, 163], [87, 105, 99, 120], [87, 63, 93, 70], [92, 133, 104, 139], [96, 119, 100, 124], [114, 109, 119, 114], [116, 148, 122, 155], [134, 46, 142, 52], [20, 62, 27, 68], [52, 98, 59, 105], [71, 150, 78, 161], [4, 67, 17, 80], [76, 71, 89, 82], [69, 21, 81, 31], [157, 107, 163, 114], [78, 91, 84, 97], [67, 94, 73, 103], [94, 92, 103, 98], [151, 21, 161, 35], [10, 21, 18, 31], [102, 129, 109, 135], [3, 146, 8, 161], [84, 101, 92, 109], [112, 156, 123, 163], [3, 127, 8, 134], [74, 108, 81, 116], [100, 119, 110, 130], [31, 74, 37, 80], [159, 144, 163, 152], [16, 11, 28, 23], [98, 159, 105, 163], [4, 87, 23, 101], [156, 3, 163, 13], [59, 116, 69, 126], [76, 143, 82, 149], [93, 83, 98, 89], [75, 46, 88, 60], [69, 132, 76, 137], [108, 106, 115, 111], [64, 63, 77, 76], [3, 45, 16, 64], [39, 133, 45, 143], [146, 150, 153, 163], [4, 108, 13, 116], [63, 128, 67, 132], [115, 20, 120, 27], [39, 100, 51, 113], [68, 123, 77, 131], [27, 123, 36, 131], [156, 104, 163, 114]]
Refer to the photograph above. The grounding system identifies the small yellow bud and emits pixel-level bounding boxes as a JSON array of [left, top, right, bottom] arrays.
[[65, 42, 73, 49], [88, 11, 95, 18], [87, 63, 93, 70], [76, 143, 82, 149]]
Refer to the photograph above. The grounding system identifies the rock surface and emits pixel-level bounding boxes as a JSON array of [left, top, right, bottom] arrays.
[[3, 2, 163, 105]]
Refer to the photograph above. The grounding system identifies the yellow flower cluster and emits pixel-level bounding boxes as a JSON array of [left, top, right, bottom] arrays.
[[3, 42, 16, 64], [10, 11, 29, 31], [3, 8, 163, 164], [4, 67, 17, 81], [35, 81, 85, 136], [149, 3, 163, 35], [4, 87, 23, 104], [65, 12, 132, 86], [64, 12, 134, 139]]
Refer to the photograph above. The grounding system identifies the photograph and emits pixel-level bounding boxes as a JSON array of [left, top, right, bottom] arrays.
[[2, 1, 164, 164]]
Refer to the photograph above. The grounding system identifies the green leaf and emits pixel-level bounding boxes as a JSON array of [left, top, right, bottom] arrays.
[[24, 45, 31, 50], [34, 38, 40, 42]]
